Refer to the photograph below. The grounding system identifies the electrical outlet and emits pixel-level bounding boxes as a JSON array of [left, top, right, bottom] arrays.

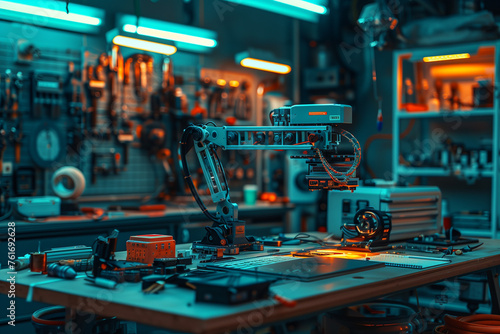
[[2, 162, 13, 176]]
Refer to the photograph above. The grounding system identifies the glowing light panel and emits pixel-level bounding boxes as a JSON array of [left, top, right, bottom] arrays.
[[240, 58, 291, 74], [224, 0, 328, 22], [112, 36, 177, 55], [117, 14, 218, 53], [423, 53, 470, 62], [0, 0, 103, 33], [274, 0, 327, 14], [123, 24, 217, 48]]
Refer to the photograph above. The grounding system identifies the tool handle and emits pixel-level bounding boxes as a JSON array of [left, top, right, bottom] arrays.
[[273, 294, 297, 308], [15, 142, 20, 163]]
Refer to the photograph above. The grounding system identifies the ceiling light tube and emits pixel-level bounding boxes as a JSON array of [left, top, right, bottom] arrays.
[[117, 14, 218, 53], [240, 58, 291, 74], [112, 35, 177, 55], [123, 24, 217, 48], [0, 0, 104, 34], [274, 0, 328, 14], [223, 0, 328, 22], [236, 50, 292, 74]]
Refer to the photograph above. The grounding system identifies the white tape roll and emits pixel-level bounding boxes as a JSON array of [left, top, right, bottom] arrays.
[[52, 166, 86, 200]]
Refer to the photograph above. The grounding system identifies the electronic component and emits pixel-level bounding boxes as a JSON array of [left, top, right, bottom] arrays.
[[31, 72, 64, 118], [124, 270, 141, 283], [178, 271, 276, 305], [29, 253, 47, 273], [328, 186, 442, 241], [126, 234, 176, 264], [92, 230, 149, 278], [29, 245, 92, 273], [340, 208, 391, 250], [100, 270, 125, 283], [153, 257, 193, 275], [58, 259, 93, 272], [91, 149, 122, 184], [14, 167, 36, 196]]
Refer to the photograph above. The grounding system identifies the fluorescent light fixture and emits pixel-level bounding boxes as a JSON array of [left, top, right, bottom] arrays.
[[223, 0, 328, 22], [274, 0, 327, 14], [123, 24, 217, 48], [236, 50, 291, 74], [241, 58, 291, 74], [116, 14, 217, 53], [112, 35, 177, 55], [423, 53, 471, 62], [0, 0, 104, 34]]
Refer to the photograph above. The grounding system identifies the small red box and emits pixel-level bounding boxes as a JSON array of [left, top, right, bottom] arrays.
[[126, 234, 175, 264]]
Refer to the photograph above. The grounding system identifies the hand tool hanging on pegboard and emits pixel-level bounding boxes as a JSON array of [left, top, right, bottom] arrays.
[[0, 126, 6, 176], [84, 65, 104, 132], [128, 54, 153, 116], [8, 71, 23, 163], [65, 62, 85, 156], [31, 71, 64, 119], [160, 57, 175, 115], [109, 46, 133, 166]]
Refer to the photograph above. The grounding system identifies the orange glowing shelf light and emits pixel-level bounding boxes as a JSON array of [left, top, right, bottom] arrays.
[[423, 53, 470, 62]]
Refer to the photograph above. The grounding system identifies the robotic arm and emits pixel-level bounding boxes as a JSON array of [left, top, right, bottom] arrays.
[[180, 104, 361, 254]]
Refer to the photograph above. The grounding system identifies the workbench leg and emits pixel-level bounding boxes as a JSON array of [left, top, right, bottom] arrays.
[[487, 268, 500, 314]]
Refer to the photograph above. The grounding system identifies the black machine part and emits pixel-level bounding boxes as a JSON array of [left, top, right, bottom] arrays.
[[92, 229, 119, 277], [341, 207, 391, 247]]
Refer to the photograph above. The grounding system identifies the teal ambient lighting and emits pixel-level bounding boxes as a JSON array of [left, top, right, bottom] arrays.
[[117, 14, 218, 53], [0, 0, 104, 34], [274, 0, 328, 14], [223, 0, 328, 22]]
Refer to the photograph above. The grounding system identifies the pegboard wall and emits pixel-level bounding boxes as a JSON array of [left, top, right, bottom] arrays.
[[0, 22, 259, 205]]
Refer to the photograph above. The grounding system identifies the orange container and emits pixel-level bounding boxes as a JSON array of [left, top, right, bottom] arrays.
[[126, 234, 175, 264]]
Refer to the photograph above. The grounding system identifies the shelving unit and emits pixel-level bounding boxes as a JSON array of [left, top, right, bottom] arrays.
[[392, 41, 499, 238]]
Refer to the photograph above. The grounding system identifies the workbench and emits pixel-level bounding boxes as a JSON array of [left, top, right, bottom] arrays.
[[1, 238, 499, 334], [0, 202, 292, 267]]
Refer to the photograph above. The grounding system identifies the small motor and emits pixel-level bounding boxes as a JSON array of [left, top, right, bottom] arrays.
[[341, 207, 391, 249]]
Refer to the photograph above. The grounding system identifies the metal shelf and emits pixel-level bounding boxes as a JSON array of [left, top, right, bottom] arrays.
[[392, 42, 499, 238], [397, 166, 494, 178], [397, 109, 495, 119]]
